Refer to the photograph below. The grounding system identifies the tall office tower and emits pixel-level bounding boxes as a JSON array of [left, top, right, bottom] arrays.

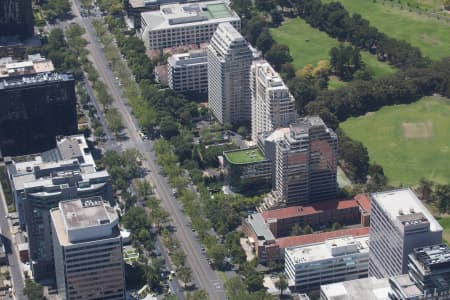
[[369, 188, 443, 279], [0, 55, 77, 156], [274, 117, 338, 206], [51, 197, 125, 300], [7, 135, 112, 282], [250, 60, 296, 141], [208, 22, 253, 125], [0, 0, 34, 38]]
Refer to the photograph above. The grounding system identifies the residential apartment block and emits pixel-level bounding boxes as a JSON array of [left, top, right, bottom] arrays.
[[250, 60, 296, 141], [208, 22, 253, 125], [51, 197, 125, 299], [0, 55, 77, 156], [7, 135, 112, 282], [140, 1, 240, 50], [274, 117, 338, 206], [285, 235, 370, 292], [369, 188, 443, 279], [167, 48, 208, 95]]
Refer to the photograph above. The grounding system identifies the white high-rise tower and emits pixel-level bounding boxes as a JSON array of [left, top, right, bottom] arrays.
[[208, 22, 253, 125], [250, 60, 296, 141]]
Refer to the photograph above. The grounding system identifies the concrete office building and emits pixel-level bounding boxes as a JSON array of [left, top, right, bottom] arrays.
[[408, 245, 450, 298], [320, 277, 390, 300], [0, 55, 77, 156], [250, 60, 296, 141], [274, 117, 338, 206], [208, 22, 253, 125], [140, 1, 240, 50], [167, 48, 208, 95], [7, 135, 112, 282], [285, 235, 370, 292], [0, 0, 34, 38], [389, 244, 450, 300], [369, 188, 443, 279], [51, 197, 125, 300], [389, 275, 425, 300]]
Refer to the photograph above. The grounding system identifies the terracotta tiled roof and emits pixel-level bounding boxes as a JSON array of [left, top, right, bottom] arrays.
[[260, 194, 371, 220], [276, 227, 370, 249], [355, 193, 371, 213]]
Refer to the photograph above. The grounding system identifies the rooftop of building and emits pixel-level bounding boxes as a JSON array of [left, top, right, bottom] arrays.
[[371, 188, 442, 232], [0, 72, 73, 89], [129, 0, 174, 8], [56, 135, 95, 166], [214, 21, 243, 41], [276, 227, 370, 249], [167, 48, 208, 66], [146, 42, 210, 58], [0, 54, 54, 78], [51, 197, 119, 245], [8, 135, 105, 191], [247, 212, 275, 242], [60, 197, 116, 230], [411, 244, 450, 269], [141, 1, 239, 30], [261, 127, 291, 143], [286, 235, 369, 264], [223, 147, 266, 164], [389, 274, 423, 298], [288, 116, 333, 139], [321, 277, 389, 300], [253, 60, 289, 90], [260, 194, 371, 221]]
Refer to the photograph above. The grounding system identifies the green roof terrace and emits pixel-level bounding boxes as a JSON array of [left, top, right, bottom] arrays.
[[223, 148, 266, 164]]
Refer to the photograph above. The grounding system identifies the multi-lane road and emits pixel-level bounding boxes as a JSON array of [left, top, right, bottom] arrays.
[[0, 181, 25, 299], [70, 1, 226, 298]]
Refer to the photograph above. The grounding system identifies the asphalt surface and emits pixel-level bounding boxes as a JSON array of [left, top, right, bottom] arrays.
[[0, 179, 25, 300], [70, 1, 226, 298], [81, 78, 118, 151]]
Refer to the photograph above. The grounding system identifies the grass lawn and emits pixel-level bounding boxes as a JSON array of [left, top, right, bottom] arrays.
[[341, 96, 450, 186], [436, 216, 450, 243], [224, 148, 265, 164], [405, 0, 445, 10], [328, 76, 347, 90], [325, 0, 450, 60], [271, 18, 396, 78]]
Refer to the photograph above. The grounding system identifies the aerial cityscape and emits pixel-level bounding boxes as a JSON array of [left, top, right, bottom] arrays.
[[0, 0, 449, 299]]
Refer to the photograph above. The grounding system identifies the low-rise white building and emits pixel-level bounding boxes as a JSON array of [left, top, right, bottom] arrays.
[[320, 276, 389, 300], [140, 1, 240, 50], [285, 235, 370, 292], [167, 48, 208, 94]]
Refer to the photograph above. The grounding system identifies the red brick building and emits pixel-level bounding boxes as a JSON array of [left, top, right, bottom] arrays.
[[242, 194, 371, 264]]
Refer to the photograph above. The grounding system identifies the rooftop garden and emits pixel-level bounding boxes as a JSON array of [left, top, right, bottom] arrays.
[[224, 148, 266, 164]]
